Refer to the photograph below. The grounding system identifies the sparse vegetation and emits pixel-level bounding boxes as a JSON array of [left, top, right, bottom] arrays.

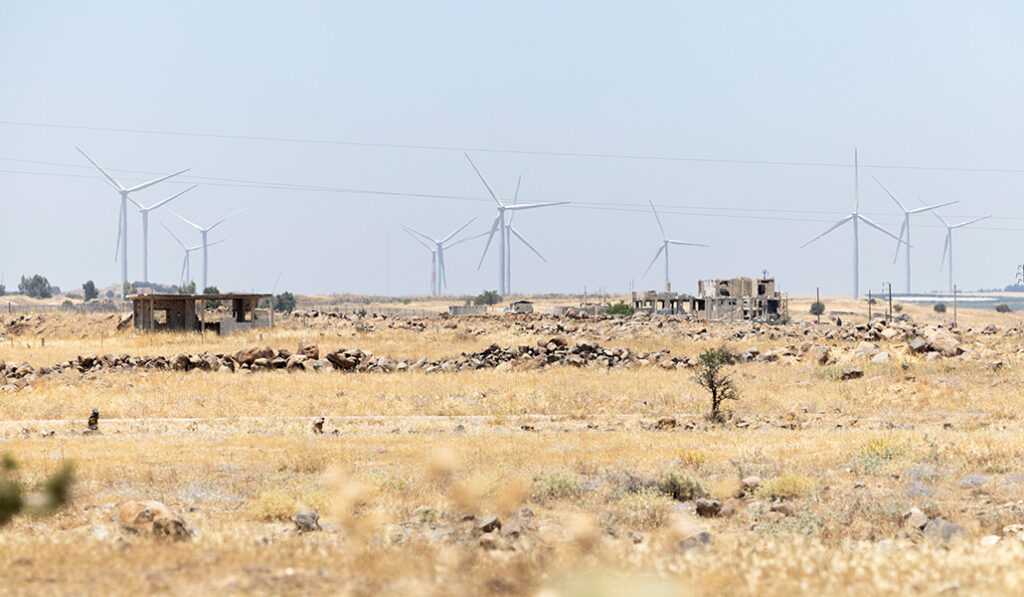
[[203, 286, 221, 308], [659, 470, 704, 501], [755, 472, 817, 501], [473, 290, 502, 306], [810, 301, 826, 316], [531, 470, 580, 502], [82, 280, 98, 302], [605, 301, 634, 316], [0, 454, 74, 527], [694, 347, 739, 422], [995, 303, 1012, 313], [275, 291, 297, 313], [934, 302, 947, 313], [19, 274, 52, 299], [893, 303, 903, 312]]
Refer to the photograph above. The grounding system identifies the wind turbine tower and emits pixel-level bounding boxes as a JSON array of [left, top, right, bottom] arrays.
[[75, 147, 189, 295], [131, 185, 197, 283], [932, 209, 992, 292], [403, 219, 477, 296], [162, 223, 225, 288], [801, 151, 906, 299], [465, 154, 567, 295], [642, 200, 709, 292], [873, 178, 956, 294], [172, 208, 246, 290]]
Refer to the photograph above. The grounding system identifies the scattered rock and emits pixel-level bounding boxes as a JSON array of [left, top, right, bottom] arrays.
[[903, 507, 929, 530], [770, 501, 793, 516], [870, 351, 892, 364], [293, 509, 321, 533], [695, 498, 721, 518], [117, 500, 192, 540], [678, 530, 712, 552], [841, 367, 864, 380], [923, 517, 966, 545], [980, 535, 1001, 546], [478, 516, 502, 533]]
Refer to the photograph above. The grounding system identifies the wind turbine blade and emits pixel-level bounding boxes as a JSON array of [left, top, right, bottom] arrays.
[[643, 244, 665, 277], [114, 204, 124, 261], [509, 226, 546, 263], [800, 215, 852, 249], [940, 232, 950, 269], [75, 146, 125, 191], [127, 196, 145, 210], [180, 255, 187, 282], [504, 201, 569, 212], [649, 200, 667, 239], [666, 240, 710, 247], [924, 199, 952, 228], [207, 207, 248, 231], [873, 177, 907, 212], [440, 217, 476, 244], [464, 153, 503, 206], [476, 216, 501, 270], [403, 226, 434, 251], [508, 176, 522, 226], [171, 210, 204, 231], [125, 168, 190, 193], [206, 239, 228, 248], [161, 222, 187, 249], [439, 250, 448, 290], [907, 200, 957, 215], [951, 215, 993, 229], [893, 218, 907, 263], [403, 225, 438, 245], [147, 184, 197, 211], [446, 231, 489, 249], [858, 214, 908, 245]]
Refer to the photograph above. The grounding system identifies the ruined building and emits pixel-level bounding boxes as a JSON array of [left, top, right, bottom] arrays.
[[631, 276, 788, 322]]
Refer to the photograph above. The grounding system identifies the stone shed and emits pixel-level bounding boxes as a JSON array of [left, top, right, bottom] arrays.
[[131, 293, 272, 334]]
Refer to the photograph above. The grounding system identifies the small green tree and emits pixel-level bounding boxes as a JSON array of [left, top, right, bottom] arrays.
[[275, 291, 296, 313], [473, 290, 502, 306], [810, 301, 826, 316], [19, 275, 53, 299], [605, 301, 634, 316], [934, 302, 947, 313], [995, 304, 1013, 313], [82, 280, 98, 302], [893, 303, 903, 313], [178, 281, 196, 295], [203, 286, 221, 309], [694, 347, 739, 423], [122, 281, 136, 297]]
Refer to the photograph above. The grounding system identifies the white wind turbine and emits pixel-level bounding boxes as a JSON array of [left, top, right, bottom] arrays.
[[465, 153, 567, 295], [403, 218, 478, 296], [642, 200, 709, 292], [130, 185, 197, 283], [801, 151, 906, 299], [75, 147, 189, 295], [873, 178, 956, 294], [161, 223, 225, 288], [171, 208, 247, 291], [931, 208, 992, 292]]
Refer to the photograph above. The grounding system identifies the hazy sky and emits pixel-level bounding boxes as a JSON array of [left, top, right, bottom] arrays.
[[2, 2, 1023, 297]]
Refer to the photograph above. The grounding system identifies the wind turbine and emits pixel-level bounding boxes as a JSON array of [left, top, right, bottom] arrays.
[[162, 223, 225, 288], [130, 185, 197, 283], [171, 208, 246, 290], [801, 151, 906, 299], [873, 178, 957, 294], [642, 200, 709, 292], [932, 209, 992, 293], [75, 147, 189, 295], [403, 218, 477, 296], [465, 153, 568, 295]]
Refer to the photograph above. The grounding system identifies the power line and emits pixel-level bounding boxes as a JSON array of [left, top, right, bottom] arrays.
[[4, 166, 1020, 231], [4, 119, 1024, 174]]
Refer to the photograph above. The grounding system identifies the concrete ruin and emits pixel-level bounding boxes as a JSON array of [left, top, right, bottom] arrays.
[[506, 300, 534, 314], [631, 276, 788, 322], [448, 305, 488, 316], [131, 293, 273, 334]]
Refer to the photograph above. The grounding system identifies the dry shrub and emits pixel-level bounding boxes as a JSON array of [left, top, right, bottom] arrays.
[[531, 470, 581, 502], [677, 448, 708, 469], [660, 471, 704, 501], [756, 472, 817, 501], [623, 487, 674, 529]]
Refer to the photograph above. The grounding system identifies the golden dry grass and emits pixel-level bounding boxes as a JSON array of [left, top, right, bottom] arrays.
[[3, 305, 1024, 595]]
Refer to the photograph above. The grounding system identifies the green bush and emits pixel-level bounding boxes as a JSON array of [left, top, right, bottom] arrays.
[[659, 471, 705, 501], [275, 291, 297, 313], [473, 290, 502, 306], [605, 301, 634, 316], [0, 454, 74, 527], [995, 304, 1013, 313], [18, 275, 52, 299], [203, 286, 221, 309], [82, 280, 98, 302], [933, 302, 947, 313], [810, 301, 826, 316], [893, 303, 903, 313], [531, 470, 581, 502]]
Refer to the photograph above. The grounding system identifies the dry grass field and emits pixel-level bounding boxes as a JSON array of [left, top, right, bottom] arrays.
[[3, 295, 1024, 595]]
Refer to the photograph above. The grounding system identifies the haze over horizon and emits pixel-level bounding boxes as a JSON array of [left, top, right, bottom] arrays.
[[2, 2, 1023, 298]]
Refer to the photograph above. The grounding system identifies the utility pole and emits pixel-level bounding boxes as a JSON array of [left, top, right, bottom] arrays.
[[815, 287, 820, 324], [953, 284, 958, 328], [868, 290, 872, 322], [887, 283, 893, 322]]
